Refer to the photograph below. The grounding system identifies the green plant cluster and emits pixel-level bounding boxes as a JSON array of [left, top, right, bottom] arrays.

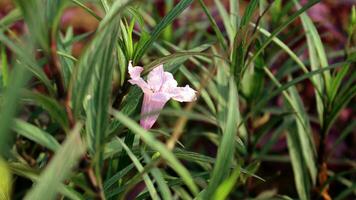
[[0, 0, 355, 199]]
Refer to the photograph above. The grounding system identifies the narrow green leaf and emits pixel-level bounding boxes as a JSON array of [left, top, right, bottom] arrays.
[[213, 167, 240, 200], [247, 0, 320, 67], [240, 0, 258, 27], [15, 0, 49, 51], [230, 0, 240, 30], [142, 151, 173, 200], [13, 119, 61, 152], [197, 0, 227, 49], [85, 20, 119, 177], [116, 138, 159, 200], [214, 0, 234, 43], [0, 60, 31, 157], [71, 3, 123, 117], [0, 9, 22, 30], [10, 163, 84, 200], [286, 121, 310, 200], [204, 78, 239, 198], [0, 158, 12, 200], [112, 110, 199, 195], [0, 32, 55, 95], [22, 90, 69, 130], [133, 0, 194, 62], [288, 85, 317, 184]]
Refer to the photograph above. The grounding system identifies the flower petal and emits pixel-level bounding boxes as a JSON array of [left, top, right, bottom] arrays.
[[140, 93, 170, 130], [161, 71, 178, 92], [128, 61, 151, 93], [170, 85, 197, 102], [147, 65, 165, 92]]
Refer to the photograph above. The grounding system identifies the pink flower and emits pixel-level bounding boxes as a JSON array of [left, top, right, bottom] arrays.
[[128, 61, 197, 130]]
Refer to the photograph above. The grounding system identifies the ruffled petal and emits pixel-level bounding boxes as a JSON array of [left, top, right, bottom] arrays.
[[128, 61, 151, 93], [170, 85, 197, 102], [147, 65, 165, 92], [161, 71, 178, 92], [140, 92, 170, 130]]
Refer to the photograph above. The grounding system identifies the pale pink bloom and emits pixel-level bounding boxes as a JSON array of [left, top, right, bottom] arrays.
[[128, 61, 197, 130]]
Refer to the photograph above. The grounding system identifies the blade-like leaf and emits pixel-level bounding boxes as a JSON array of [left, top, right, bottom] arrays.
[[13, 119, 61, 152], [112, 110, 199, 195], [116, 138, 159, 200], [133, 0, 194, 62], [204, 77, 239, 198]]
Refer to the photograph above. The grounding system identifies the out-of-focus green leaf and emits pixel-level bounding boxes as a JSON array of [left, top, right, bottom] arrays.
[[0, 32, 55, 95], [22, 90, 69, 130], [213, 167, 240, 200], [0, 9, 21, 30], [240, 0, 258, 27], [197, 0, 227, 49], [0, 57, 31, 157], [15, 0, 49, 51], [0, 158, 12, 200], [24, 124, 86, 200], [9, 163, 84, 200]]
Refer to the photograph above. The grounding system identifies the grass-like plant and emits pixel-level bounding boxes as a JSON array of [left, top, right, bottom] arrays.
[[0, 0, 355, 199]]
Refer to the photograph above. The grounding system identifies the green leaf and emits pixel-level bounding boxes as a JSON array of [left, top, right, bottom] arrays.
[[286, 121, 310, 200], [213, 0, 234, 43], [103, 164, 134, 191], [287, 85, 317, 184], [15, 0, 49, 51], [0, 9, 21, 30], [108, 86, 142, 135], [0, 59, 31, 157], [142, 151, 173, 200], [24, 124, 86, 200], [335, 184, 356, 200], [10, 162, 84, 200], [213, 167, 240, 200], [112, 110, 199, 195], [293, 0, 329, 126], [328, 63, 350, 104], [294, 0, 330, 92], [0, 32, 55, 96], [85, 19, 119, 177], [247, 0, 320, 67], [230, 0, 240, 30], [197, 0, 227, 49], [0, 158, 12, 200], [22, 90, 69, 130], [71, 1, 126, 117], [1, 44, 9, 87], [250, 61, 347, 123], [116, 138, 159, 200], [240, 0, 258, 27], [204, 78, 239, 198], [133, 0, 194, 62], [13, 119, 61, 152]]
